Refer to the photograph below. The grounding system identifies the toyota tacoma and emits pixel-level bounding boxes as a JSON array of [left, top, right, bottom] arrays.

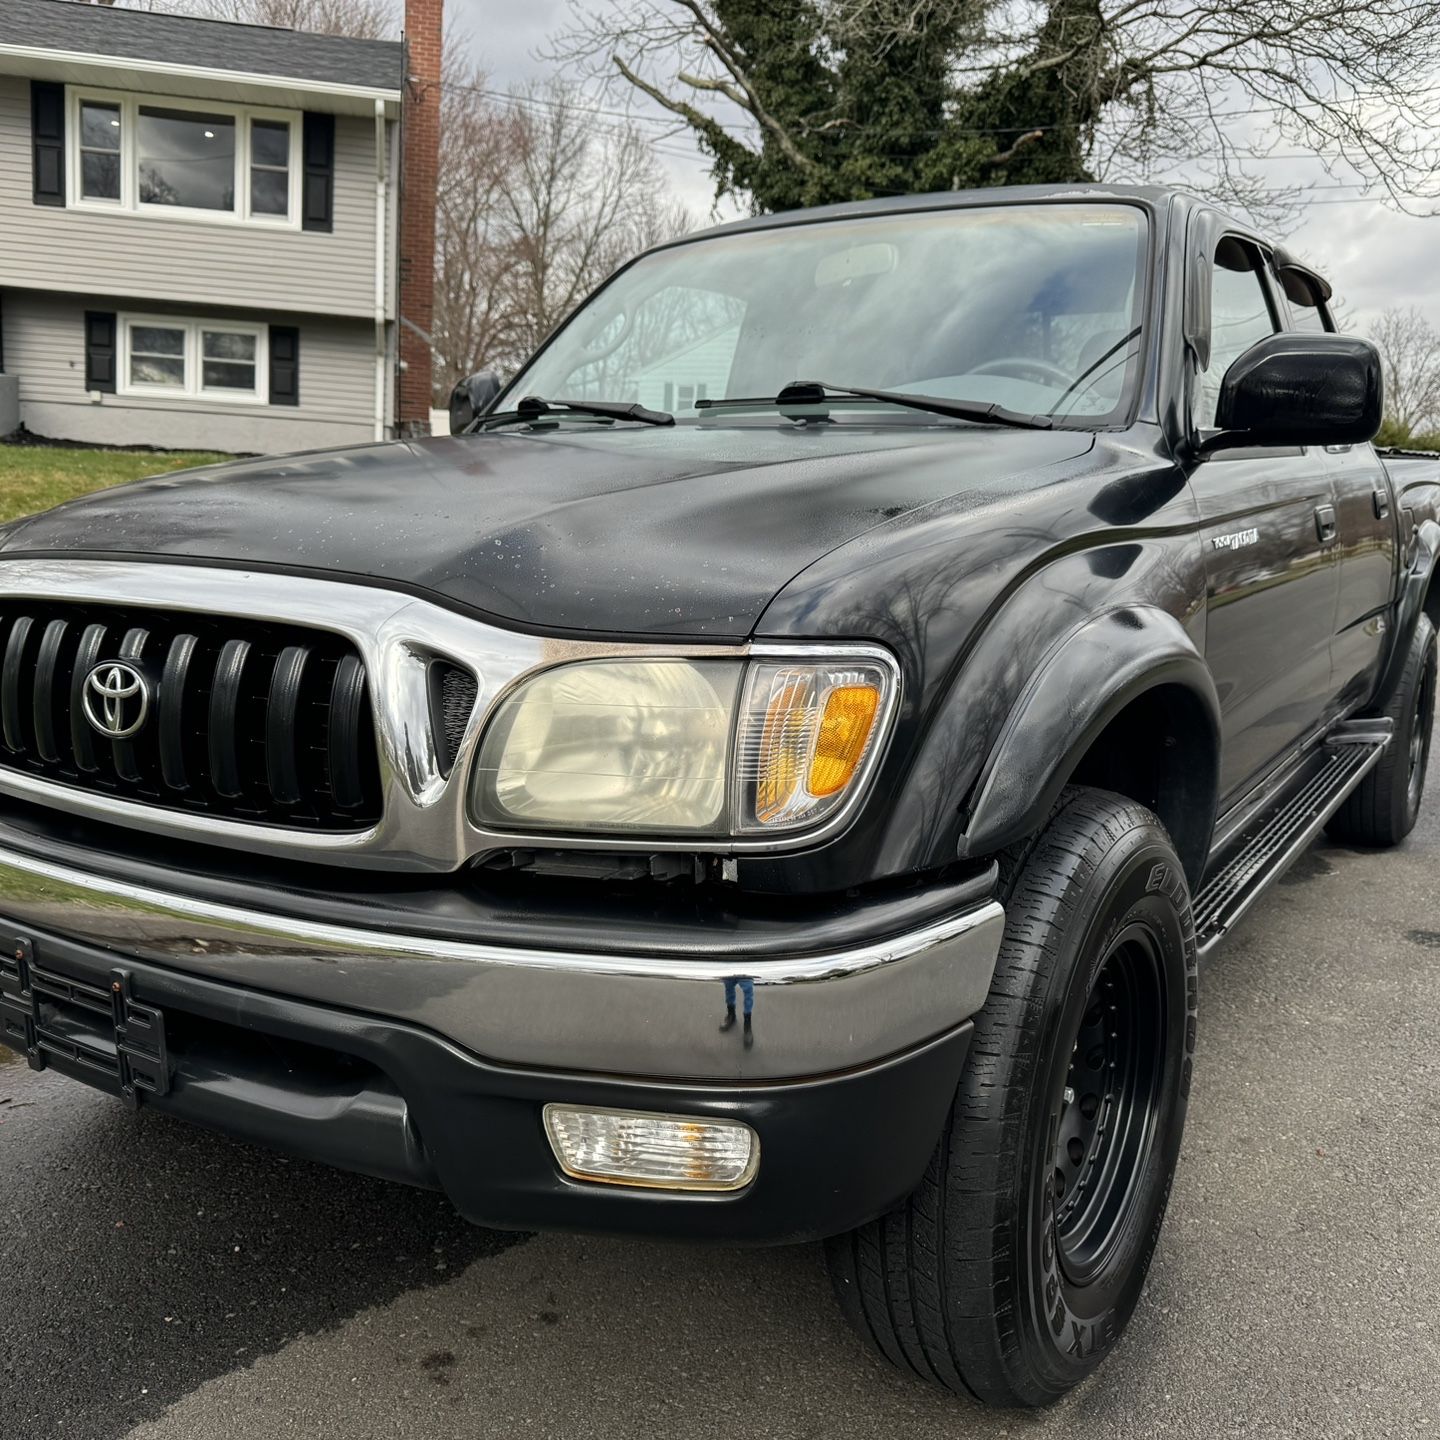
[[1, 185, 1437, 1407]]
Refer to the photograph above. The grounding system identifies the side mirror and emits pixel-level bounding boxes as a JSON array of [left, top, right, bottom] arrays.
[[448, 371, 503, 434], [1202, 333, 1383, 454]]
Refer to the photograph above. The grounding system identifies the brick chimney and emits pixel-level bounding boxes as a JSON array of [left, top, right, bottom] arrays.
[[396, 0, 442, 438]]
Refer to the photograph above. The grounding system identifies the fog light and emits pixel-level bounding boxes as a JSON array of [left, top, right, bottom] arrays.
[[543, 1105, 759, 1192]]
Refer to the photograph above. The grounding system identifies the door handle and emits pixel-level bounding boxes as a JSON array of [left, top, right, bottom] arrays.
[[1315, 504, 1338, 544], [1373, 487, 1391, 519]]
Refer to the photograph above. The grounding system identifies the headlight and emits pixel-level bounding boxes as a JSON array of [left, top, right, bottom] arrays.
[[474, 659, 739, 833], [470, 651, 895, 839]]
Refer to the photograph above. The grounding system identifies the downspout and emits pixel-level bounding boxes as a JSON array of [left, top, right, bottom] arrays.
[[373, 96, 387, 442]]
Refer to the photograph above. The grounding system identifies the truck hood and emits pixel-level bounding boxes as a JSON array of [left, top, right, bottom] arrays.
[[0, 424, 1093, 638]]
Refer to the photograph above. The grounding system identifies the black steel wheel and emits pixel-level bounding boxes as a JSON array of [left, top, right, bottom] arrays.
[[826, 788, 1198, 1407], [1051, 925, 1166, 1288]]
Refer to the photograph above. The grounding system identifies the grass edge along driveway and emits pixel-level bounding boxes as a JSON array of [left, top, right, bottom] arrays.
[[0, 445, 231, 524]]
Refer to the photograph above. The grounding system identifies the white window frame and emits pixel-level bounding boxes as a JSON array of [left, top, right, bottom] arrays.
[[118, 314, 270, 405], [74, 95, 124, 209], [67, 87, 303, 230]]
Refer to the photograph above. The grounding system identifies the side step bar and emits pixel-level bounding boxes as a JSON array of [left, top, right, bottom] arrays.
[[1193, 719, 1393, 958]]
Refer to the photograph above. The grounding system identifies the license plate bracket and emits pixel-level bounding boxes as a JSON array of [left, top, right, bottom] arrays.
[[1, 936, 170, 1106]]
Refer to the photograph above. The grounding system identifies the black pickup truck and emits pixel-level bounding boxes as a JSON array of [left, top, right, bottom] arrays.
[[0, 184, 1436, 1407]]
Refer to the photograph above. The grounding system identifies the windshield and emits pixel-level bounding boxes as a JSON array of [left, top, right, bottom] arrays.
[[505, 203, 1148, 425]]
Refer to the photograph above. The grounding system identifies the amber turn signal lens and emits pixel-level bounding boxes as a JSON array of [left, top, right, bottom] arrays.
[[737, 659, 892, 829], [749, 673, 886, 826], [808, 684, 881, 797]]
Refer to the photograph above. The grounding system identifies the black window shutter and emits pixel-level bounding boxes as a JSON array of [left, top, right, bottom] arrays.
[[301, 114, 335, 233], [269, 326, 300, 406], [84, 312, 117, 393], [31, 81, 66, 207]]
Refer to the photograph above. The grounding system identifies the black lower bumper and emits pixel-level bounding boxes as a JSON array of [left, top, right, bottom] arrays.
[[1, 920, 968, 1245]]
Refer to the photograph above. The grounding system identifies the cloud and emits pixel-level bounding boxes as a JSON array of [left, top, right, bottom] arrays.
[[448, 0, 742, 222], [447, 0, 559, 80], [451, 0, 1440, 329], [1287, 203, 1440, 333]]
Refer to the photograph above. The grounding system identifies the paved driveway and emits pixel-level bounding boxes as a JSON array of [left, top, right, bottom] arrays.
[[3, 754, 1439, 1439]]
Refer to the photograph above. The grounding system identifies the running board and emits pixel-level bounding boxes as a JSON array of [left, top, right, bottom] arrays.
[[1193, 719, 1393, 958]]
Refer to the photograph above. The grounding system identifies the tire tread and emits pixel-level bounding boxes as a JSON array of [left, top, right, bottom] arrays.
[[825, 786, 1195, 1407]]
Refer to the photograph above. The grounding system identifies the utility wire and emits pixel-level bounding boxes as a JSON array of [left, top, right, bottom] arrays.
[[440, 74, 1440, 143], [440, 78, 1440, 186], [440, 79, 1440, 208]]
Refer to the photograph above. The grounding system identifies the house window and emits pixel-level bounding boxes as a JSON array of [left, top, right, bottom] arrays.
[[119, 316, 268, 403], [78, 100, 121, 202], [201, 329, 259, 394], [138, 107, 236, 212], [127, 323, 187, 390], [69, 90, 300, 226], [250, 120, 291, 217]]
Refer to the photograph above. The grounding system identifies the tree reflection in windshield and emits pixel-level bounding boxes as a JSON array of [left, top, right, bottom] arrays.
[[507, 204, 1147, 425]]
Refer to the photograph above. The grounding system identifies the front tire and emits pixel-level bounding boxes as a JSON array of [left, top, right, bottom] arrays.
[[826, 789, 1198, 1407], [1326, 613, 1436, 848]]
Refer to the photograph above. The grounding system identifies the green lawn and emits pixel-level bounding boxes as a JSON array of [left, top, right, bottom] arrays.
[[0, 445, 230, 524]]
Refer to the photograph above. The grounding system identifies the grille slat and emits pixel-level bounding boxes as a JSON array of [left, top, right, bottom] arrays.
[[69, 622, 107, 774], [32, 618, 69, 763], [112, 626, 151, 783], [2, 616, 35, 753], [328, 655, 367, 811], [208, 638, 250, 800], [0, 601, 380, 832], [266, 644, 310, 806], [159, 632, 198, 793]]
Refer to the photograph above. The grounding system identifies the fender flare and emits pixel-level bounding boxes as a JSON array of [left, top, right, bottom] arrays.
[[957, 606, 1221, 885], [1375, 516, 1440, 710]]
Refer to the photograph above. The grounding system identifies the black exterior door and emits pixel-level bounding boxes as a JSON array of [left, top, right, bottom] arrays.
[[1193, 452, 1338, 800], [1325, 441, 1400, 712], [1187, 232, 1339, 802]]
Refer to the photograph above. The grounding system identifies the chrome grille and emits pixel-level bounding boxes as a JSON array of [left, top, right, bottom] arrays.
[[0, 600, 382, 830]]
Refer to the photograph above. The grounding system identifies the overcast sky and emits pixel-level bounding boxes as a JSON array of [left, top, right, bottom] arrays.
[[445, 0, 1440, 333]]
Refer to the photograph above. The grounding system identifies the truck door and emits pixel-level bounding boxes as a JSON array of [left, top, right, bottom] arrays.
[[1278, 285, 1401, 714], [1321, 442, 1398, 711], [1186, 234, 1340, 803]]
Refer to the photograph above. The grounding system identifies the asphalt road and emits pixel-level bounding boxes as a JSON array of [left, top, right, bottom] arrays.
[[3, 754, 1439, 1439]]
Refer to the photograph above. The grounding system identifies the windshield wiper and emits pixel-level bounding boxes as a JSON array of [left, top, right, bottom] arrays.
[[1047, 327, 1142, 416], [695, 381, 1052, 430], [476, 395, 674, 431]]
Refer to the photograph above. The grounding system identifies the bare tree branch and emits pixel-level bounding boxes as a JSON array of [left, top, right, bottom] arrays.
[[145, 0, 399, 37], [1369, 307, 1440, 439], [432, 61, 692, 401], [549, 0, 1440, 223]]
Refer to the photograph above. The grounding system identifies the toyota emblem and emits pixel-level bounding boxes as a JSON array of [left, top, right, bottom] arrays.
[[83, 661, 152, 740]]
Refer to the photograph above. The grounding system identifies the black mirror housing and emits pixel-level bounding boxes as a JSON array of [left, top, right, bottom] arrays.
[[1203, 333, 1383, 454], [448, 371, 503, 434]]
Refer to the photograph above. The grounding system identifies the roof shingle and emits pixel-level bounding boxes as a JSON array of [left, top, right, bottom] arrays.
[[0, 0, 403, 92]]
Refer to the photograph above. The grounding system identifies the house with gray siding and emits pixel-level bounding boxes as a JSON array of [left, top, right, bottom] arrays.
[[0, 0, 422, 454]]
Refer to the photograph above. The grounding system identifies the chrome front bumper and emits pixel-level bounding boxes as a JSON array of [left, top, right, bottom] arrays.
[[0, 843, 1006, 1082]]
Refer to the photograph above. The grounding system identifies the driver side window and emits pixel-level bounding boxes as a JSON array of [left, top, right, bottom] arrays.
[[1195, 238, 1279, 430]]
